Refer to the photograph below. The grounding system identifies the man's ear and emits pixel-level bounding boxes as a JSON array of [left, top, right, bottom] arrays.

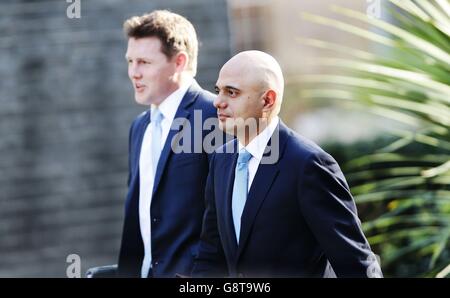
[[262, 90, 276, 111], [174, 52, 188, 72]]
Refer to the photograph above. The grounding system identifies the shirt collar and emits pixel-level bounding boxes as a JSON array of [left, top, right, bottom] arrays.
[[150, 78, 193, 123], [238, 116, 280, 161]]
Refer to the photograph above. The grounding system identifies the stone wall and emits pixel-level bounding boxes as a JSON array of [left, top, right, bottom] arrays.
[[0, 0, 230, 277]]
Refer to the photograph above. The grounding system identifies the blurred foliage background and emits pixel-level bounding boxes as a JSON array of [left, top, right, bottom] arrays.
[[298, 0, 450, 277]]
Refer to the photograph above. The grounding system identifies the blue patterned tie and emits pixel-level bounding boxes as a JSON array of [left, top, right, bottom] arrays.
[[151, 108, 164, 176], [232, 148, 253, 244]]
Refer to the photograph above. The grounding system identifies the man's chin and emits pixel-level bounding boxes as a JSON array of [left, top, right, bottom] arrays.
[[219, 121, 236, 136], [134, 94, 151, 106]]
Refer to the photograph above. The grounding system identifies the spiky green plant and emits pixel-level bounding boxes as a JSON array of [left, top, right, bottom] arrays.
[[300, 0, 450, 277]]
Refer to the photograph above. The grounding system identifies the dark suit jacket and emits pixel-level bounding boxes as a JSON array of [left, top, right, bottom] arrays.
[[118, 81, 223, 277], [192, 121, 380, 277]]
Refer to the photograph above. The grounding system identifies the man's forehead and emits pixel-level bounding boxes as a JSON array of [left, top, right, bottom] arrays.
[[126, 37, 162, 57], [215, 80, 241, 90], [218, 68, 263, 92], [217, 63, 252, 86], [216, 72, 244, 89]]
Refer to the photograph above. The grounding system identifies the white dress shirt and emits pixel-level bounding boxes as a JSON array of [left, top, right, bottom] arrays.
[[139, 78, 193, 278], [238, 116, 280, 192]]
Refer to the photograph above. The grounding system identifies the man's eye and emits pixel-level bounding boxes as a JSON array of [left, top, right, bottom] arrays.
[[228, 90, 237, 97], [214, 88, 220, 94]]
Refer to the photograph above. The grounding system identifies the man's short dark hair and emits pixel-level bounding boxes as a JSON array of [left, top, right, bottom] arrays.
[[124, 10, 198, 76]]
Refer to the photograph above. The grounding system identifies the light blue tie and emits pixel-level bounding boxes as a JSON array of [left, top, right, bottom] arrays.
[[232, 148, 253, 244], [151, 108, 164, 176]]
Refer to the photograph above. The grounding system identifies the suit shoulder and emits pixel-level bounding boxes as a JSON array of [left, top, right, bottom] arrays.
[[284, 127, 334, 163], [193, 88, 216, 117], [197, 87, 216, 103], [134, 110, 148, 121], [129, 110, 149, 132], [213, 139, 237, 156], [133, 110, 149, 124]]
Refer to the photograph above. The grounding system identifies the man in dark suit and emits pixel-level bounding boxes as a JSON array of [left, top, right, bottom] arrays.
[[192, 50, 383, 278], [117, 10, 224, 277]]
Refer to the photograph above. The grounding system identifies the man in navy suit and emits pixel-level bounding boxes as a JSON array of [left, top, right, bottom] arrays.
[[117, 10, 223, 277], [192, 51, 382, 278]]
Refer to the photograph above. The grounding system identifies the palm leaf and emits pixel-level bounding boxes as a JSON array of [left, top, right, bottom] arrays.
[[302, 0, 450, 277]]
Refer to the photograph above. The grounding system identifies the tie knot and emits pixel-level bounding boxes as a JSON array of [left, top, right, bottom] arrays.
[[151, 108, 163, 124], [237, 148, 252, 165]]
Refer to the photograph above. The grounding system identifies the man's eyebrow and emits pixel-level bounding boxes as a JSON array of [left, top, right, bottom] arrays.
[[224, 86, 240, 92], [215, 85, 241, 92]]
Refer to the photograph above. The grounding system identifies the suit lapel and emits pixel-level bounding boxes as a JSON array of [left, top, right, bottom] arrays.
[[123, 113, 150, 245], [236, 163, 279, 258], [128, 112, 150, 205], [133, 112, 150, 173], [152, 82, 200, 196], [236, 122, 289, 259], [221, 142, 239, 255]]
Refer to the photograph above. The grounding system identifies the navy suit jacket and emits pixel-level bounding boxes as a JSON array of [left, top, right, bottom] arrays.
[[192, 121, 380, 277], [118, 81, 223, 277]]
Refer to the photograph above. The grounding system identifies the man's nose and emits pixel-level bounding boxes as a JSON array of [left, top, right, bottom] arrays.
[[129, 63, 142, 79], [214, 95, 227, 109]]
